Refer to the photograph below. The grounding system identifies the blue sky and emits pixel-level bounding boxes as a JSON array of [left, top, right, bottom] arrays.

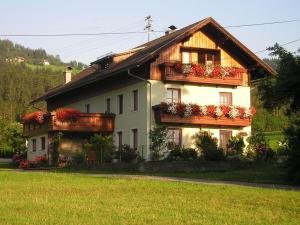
[[1, 0, 299, 64]]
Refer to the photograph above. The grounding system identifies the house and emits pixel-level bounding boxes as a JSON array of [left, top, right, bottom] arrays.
[[42, 60, 50, 66], [24, 17, 275, 162], [14, 56, 26, 63]]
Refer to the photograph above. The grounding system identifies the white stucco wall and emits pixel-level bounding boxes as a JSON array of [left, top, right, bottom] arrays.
[[66, 81, 150, 159], [149, 80, 252, 151], [27, 134, 48, 161]]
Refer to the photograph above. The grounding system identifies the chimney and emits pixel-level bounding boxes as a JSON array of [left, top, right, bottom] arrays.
[[63, 67, 72, 84], [165, 25, 177, 35]]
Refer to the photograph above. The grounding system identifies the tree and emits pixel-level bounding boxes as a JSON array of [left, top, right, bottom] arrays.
[[258, 44, 300, 182]]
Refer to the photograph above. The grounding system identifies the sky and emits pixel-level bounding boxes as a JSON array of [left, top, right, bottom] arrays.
[[1, 0, 300, 64]]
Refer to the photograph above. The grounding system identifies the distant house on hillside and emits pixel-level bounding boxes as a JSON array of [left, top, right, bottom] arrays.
[[14, 56, 26, 63], [24, 17, 275, 162], [42, 60, 50, 66]]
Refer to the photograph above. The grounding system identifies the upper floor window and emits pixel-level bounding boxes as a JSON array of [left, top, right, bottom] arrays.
[[198, 49, 221, 66], [132, 90, 138, 111], [32, 139, 36, 152], [105, 98, 111, 113], [166, 88, 181, 103], [167, 128, 182, 147], [219, 92, 232, 105], [41, 137, 46, 150], [85, 104, 90, 113], [117, 94, 123, 114], [181, 51, 191, 64]]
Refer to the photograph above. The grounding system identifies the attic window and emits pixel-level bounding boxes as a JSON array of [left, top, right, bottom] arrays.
[[198, 49, 221, 66]]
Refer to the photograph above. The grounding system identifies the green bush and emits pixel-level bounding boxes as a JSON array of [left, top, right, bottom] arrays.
[[227, 135, 245, 156], [167, 146, 198, 161], [194, 131, 225, 161], [72, 154, 85, 165], [149, 126, 168, 161], [89, 134, 115, 163], [115, 144, 138, 163]]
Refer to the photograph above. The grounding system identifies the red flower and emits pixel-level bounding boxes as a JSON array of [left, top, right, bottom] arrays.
[[56, 108, 81, 122], [220, 105, 230, 116], [238, 107, 245, 117], [251, 107, 256, 115], [207, 105, 216, 117], [211, 66, 222, 78], [23, 111, 45, 124], [173, 63, 183, 73], [191, 64, 205, 76], [176, 103, 186, 117], [191, 104, 200, 116], [19, 160, 29, 169]]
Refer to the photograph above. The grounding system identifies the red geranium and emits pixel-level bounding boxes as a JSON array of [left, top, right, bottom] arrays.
[[207, 105, 216, 117], [176, 103, 186, 117], [191, 104, 200, 116], [174, 63, 183, 73], [191, 64, 205, 76], [220, 105, 230, 116], [23, 111, 44, 124], [238, 107, 245, 117], [19, 160, 29, 169], [211, 66, 222, 78], [56, 108, 81, 122]]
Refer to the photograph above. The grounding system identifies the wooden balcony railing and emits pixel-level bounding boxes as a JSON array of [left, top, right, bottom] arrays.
[[159, 61, 245, 86], [153, 105, 251, 127], [23, 112, 115, 137]]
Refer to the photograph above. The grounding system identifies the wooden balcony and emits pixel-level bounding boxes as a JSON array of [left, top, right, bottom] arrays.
[[159, 62, 244, 86], [153, 105, 251, 127], [23, 112, 115, 137]]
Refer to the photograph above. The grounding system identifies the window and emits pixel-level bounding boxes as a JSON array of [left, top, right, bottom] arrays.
[[117, 131, 123, 150], [166, 88, 181, 103], [167, 129, 182, 146], [181, 51, 191, 64], [219, 92, 232, 105], [85, 104, 90, 113], [117, 94, 123, 114], [198, 49, 221, 66], [132, 90, 138, 111], [105, 98, 111, 113], [219, 130, 232, 151], [41, 137, 46, 150], [132, 129, 138, 150], [32, 139, 36, 152]]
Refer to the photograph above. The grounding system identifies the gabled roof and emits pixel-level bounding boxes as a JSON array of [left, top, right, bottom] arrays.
[[31, 17, 275, 104]]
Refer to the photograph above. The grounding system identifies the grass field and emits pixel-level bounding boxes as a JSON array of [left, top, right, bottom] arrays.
[[0, 171, 299, 225]]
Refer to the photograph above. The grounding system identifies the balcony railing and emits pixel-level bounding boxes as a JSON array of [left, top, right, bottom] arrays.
[[23, 112, 115, 137], [159, 61, 245, 86], [153, 104, 252, 127]]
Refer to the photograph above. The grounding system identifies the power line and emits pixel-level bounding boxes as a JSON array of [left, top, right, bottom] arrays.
[[225, 19, 300, 28], [254, 38, 300, 54], [1, 19, 300, 37]]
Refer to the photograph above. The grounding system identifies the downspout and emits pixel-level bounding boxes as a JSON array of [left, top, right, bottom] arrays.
[[127, 68, 152, 160]]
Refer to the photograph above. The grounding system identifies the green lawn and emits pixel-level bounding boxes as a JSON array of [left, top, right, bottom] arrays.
[[0, 172, 299, 225]]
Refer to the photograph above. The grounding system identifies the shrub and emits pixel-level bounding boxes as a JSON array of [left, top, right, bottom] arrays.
[[115, 144, 138, 163], [89, 134, 114, 163], [167, 145, 183, 161], [181, 148, 198, 160], [12, 151, 26, 167], [149, 126, 169, 161], [227, 135, 245, 156], [72, 154, 85, 165], [255, 145, 275, 162], [194, 131, 225, 161]]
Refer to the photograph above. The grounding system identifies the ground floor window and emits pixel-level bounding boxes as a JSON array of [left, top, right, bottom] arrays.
[[132, 129, 138, 150], [32, 139, 36, 152], [219, 130, 232, 150], [167, 128, 182, 147], [117, 131, 123, 150], [41, 137, 46, 150]]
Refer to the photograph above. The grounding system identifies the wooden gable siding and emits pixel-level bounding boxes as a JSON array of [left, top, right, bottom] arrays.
[[150, 31, 248, 85]]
